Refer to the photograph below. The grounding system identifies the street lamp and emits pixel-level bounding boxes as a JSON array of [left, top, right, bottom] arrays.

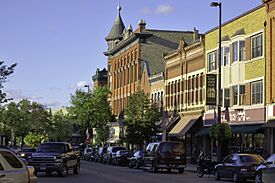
[[84, 84, 90, 93], [211, 1, 222, 162]]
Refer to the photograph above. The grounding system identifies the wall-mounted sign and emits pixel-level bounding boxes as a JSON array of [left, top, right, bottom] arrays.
[[206, 74, 217, 105]]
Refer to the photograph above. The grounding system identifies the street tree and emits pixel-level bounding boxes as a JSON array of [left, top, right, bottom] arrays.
[[93, 87, 112, 145], [68, 89, 94, 138], [0, 61, 16, 104], [125, 90, 160, 148]]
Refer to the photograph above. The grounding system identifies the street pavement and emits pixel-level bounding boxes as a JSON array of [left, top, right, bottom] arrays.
[[37, 160, 231, 183]]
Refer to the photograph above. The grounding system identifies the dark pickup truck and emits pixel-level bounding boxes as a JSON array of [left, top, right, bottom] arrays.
[[28, 142, 80, 177]]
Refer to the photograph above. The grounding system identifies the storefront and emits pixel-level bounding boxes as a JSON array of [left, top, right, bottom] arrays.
[[200, 107, 266, 159]]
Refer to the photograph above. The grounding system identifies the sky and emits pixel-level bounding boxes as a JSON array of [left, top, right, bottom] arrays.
[[0, 0, 262, 109]]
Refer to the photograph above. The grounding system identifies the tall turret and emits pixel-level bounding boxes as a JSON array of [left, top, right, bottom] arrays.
[[105, 1, 125, 50]]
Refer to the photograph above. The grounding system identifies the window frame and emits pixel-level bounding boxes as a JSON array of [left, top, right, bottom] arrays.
[[207, 51, 217, 72], [251, 80, 263, 105], [251, 33, 263, 59]]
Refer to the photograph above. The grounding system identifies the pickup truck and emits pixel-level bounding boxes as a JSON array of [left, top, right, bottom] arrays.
[[28, 142, 80, 177]]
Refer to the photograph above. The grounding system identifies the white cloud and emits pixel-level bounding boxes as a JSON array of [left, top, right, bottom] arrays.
[[69, 81, 93, 90], [155, 4, 175, 14], [141, 7, 151, 15], [41, 101, 62, 108]]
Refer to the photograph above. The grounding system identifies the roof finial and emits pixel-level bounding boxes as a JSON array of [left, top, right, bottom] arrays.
[[117, 0, 121, 12]]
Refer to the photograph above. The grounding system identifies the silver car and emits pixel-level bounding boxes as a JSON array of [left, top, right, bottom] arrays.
[[256, 154, 275, 183], [0, 148, 37, 183]]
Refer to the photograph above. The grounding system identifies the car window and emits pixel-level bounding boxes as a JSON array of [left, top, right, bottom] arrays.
[[0, 151, 23, 168], [240, 155, 264, 163], [152, 144, 158, 153], [37, 143, 65, 153], [159, 142, 184, 153], [0, 162, 3, 170], [266, 154, 275, 163], [224, 156, 234, 164]]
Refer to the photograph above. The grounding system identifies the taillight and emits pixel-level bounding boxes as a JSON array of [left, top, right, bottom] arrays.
[[26, 167, 31, 183]]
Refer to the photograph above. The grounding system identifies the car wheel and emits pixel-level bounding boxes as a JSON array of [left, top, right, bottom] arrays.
[[73, 161, 80, 175], [45, 171, 51, 175], [135, 162, 140, 169], [167, 168, 171, 173], [196, 167, 204, 177], [152, 162, 158, 173], [232, 172, 239, 183], [214, 170, 220, 180], [58, 165, 68, 177], [255, 172, 262, 183], [178, 168, 184, 173]]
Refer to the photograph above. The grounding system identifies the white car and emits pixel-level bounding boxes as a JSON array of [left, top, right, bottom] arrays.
[[0, 147, 37, 183], [255, 154, 275, 183]]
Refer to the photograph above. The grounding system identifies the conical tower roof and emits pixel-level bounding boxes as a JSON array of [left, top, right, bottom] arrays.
[[105, 2, 125, 41]]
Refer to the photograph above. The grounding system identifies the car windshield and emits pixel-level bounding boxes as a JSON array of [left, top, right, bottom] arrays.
[[266, 154, 275, 163], [159, 142, 184, 154], [239, 155, 264, 163], [21, 148, 35, 152], [112, 147, 126, 152], [37, 144, 65, 153]]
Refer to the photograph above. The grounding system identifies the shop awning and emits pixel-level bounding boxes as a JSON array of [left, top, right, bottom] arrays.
[[196, 127, 210, 136], [265, 120, 275, 128], [196, 124, 263, 136], [231, 124, 263, 134], [107, 136, 120, 143], [168, 115, 200, 137]]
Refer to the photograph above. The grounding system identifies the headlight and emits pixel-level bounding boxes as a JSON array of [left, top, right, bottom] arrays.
[[20, 153, 25, 157]]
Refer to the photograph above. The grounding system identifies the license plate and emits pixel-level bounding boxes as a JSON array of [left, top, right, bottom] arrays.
[[40, 166, 46, 171], [175, 156, 180, 160]]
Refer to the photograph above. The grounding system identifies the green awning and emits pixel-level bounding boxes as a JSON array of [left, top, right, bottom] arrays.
[[196, 124, 263, 136], [231, 124, 263, 134], [196, 127, 209, 136]]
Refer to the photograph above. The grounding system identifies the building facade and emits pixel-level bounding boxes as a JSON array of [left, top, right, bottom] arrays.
[[163, 33, 205, 160], [264, 0, 275, 155], [104, 4, 196, 117], [204, 5, 267, 158], [92, 68, 108, 88]]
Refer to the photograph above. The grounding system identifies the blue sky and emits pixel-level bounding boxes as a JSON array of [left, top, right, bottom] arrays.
[[0, 0, 262, 108]]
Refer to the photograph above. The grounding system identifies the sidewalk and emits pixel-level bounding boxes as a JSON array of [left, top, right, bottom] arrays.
[[185, 163, 196, 173]]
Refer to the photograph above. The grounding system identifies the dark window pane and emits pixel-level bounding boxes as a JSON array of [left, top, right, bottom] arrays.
[[0, 151, 23, 168]]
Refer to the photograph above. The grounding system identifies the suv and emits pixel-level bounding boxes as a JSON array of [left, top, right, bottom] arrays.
[[143, 142, 185, 173], [103, 146, 126, 164], [29, 142, 80, 177]]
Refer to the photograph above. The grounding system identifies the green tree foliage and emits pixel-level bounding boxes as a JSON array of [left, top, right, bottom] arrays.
[[125, 90, 160, 147], [68, 89, 94, 133], [0, 61, 16, 103], [24, 132, 48, 148], [4, 99, 51, 146], [50, 111, 73, 141], [209, 123, 232, 140], [69, 87, 112, 145]]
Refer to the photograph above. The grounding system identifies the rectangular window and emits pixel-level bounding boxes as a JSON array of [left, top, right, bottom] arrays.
[[251, 80, 263, 104], [178, 80, 180, 92], [223, 46, 230, 66], [239, 85, 246, 105], [207, 51, 216, 72], [251, 34, 263, 59], [233, 85, 238, 105], [224, 88, 230, 107], [239, 41, 246, 61], [232, 42, 238, 62]]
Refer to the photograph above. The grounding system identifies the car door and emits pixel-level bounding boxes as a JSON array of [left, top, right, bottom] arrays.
[[219, 155, 233, 178], [223, 155, 236, 178], [66, 144, 77, 167], [0, 150, 28, 183]]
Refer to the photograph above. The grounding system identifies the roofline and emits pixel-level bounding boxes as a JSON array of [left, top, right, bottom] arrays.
[[145, 29, 196, 34], [205, 4, 264, 34]]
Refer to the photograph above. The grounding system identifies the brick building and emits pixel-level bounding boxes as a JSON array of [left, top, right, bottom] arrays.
[[263, 0, 275, 155], [203, 5, 267, 158], [104, 4, 196, 116], [163, 32, 205, 160]]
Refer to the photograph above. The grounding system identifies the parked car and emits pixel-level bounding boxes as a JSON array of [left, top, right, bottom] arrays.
[[112, 150, 133, 166], [142, 141, 186, 173], [10, 146, 21, 154], [28, 142, 80, 177], [95, 147, 107, 163], [18, 147, 36, 159], [90, 148, 98, 161], [214, 153, 265, 183], [128, 150, 145, 169], [82, 148, 93, 161], [103, 146, 126, 164], [255, 153, 275, 183], [0, 147, 37, 183]]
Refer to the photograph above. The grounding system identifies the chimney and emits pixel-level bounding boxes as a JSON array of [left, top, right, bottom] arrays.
[[138, 19, 146, 32], [193, 27, 199, 41]]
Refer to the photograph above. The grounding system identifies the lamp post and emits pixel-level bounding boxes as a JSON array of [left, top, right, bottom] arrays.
[[84, 84, 90, 93], [211, 1, 222, 162]]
